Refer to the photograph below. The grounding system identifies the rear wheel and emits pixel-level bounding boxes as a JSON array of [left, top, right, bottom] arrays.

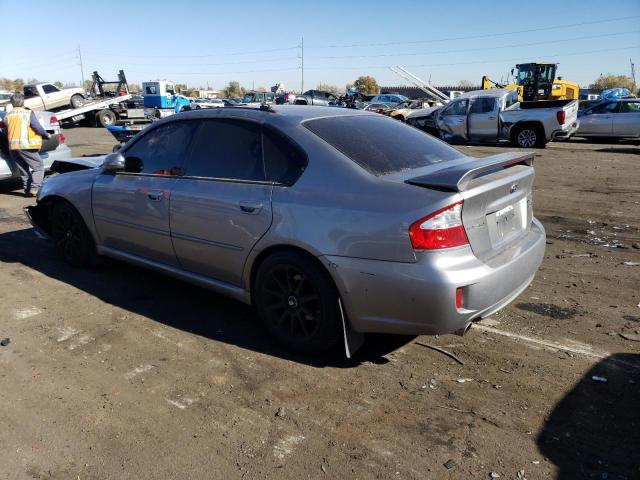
[[70, 94, 85, 108], [96, 109, 116, 127], [514, 125, 545, 148], [50, 201, 97, 267], [254, 251, 342, 354]]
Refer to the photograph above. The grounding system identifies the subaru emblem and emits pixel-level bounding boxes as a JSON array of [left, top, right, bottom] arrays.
[[510, 183, 519, 194]]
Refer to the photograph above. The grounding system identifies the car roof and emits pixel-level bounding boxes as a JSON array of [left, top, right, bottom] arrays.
[[457, 89, 516, 99]]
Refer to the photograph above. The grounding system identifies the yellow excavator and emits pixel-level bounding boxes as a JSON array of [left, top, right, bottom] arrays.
[[482, 62, 579, 102]]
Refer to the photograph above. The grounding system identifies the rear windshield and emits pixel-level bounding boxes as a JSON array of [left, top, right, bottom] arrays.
[[304, 115, 462, 176]]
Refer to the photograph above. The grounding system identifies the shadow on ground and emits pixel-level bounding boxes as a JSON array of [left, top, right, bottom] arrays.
[[537, 353, 640, 479], [0, 227, 413, 368]]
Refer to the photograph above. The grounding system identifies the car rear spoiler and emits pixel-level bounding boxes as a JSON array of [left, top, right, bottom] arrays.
[[406, 152, 534, 192]]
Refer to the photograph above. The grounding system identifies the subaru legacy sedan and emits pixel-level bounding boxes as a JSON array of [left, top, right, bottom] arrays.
[[27, 106, 545, 354]]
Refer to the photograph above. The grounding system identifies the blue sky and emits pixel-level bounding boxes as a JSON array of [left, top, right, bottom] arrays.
[[1, 0, 639, 92]]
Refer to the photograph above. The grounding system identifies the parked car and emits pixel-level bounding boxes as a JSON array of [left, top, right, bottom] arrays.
[[0, 110, 71, 181], [26, 106, 545, 355], [294, 90, 338, 106], [390, 99, 443, 122], [275, 92, 297, 105], [239, 91, 275, 107], [576, 98, 640, 141], [0, 90, 12, 106], [428, 89, 579, 148], [190, 98, 224, 109], [368, 94, 409, 106], [222, 98, 240, 107], [15, 83, 86, 112]]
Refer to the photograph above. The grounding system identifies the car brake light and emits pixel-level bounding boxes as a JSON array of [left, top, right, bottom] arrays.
[[59, 133, 65, 143], [556, 110, 565, 125], [50, 116, 58, 125], [409, 201, 469, 250], [456, 287, 463, 309]]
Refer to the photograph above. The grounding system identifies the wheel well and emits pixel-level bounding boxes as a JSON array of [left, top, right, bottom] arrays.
[[248, 245, 335, 304], [32, 195, 70, 235], [512, 121, 545, 140]]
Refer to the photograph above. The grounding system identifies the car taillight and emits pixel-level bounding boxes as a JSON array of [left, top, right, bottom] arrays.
[[409, 201, 469, 250], [50, 116, 58, 126], [456, 287, 463, 309], [556, 110, 565, 125], [59, 133, 65, 143]]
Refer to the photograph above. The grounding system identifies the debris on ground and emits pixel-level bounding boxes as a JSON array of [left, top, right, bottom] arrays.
[[443, 459, 457, 470], [490, 472, 500, 478], [275, 407, 286, 418], [456, 378, 473, 383], [415, 341, 464, 365], [0, 338, 10, 347], [619, 333, 640, 342], [591, 376, 608, 383], [632, 242, 640, 249], [623, 261, 640, 266]]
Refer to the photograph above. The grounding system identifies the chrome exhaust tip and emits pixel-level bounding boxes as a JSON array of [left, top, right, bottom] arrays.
[[454, 323, 472, 336]]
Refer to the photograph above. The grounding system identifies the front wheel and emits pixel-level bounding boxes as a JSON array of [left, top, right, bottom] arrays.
[[96, 109, 116, 127], [513, 125, 545, 148], [254, 252, 342, 354], [49, 201, 97, 267], [70, 94, 85, 108]]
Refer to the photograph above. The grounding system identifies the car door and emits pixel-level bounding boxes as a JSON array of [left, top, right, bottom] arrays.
[[436, 99, 469, 141], [169, 118, 274, 286], [41, 84, 64, 109], [92, 120, 197, 266], [612, 100, 640, 137], [579, 101, 618, 136], [468, 97, 498, 141]]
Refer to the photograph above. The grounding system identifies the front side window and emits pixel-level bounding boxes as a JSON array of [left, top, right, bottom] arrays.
[[620, 101, 640, 113], [185, 119, 264, 181], [123, 121, 196, 175], [42, 84, 60, 94], [442, 100, 468, 116]]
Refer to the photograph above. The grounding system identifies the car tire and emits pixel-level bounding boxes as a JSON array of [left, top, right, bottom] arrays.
[[70, 94, 85, 108], [254, 251, 342, 354], [513, 124, 545, 148], [96, 109, 116, 127], [50, 201, 97, 268]]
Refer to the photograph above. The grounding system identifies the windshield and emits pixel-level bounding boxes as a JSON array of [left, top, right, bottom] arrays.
[[516, 65, 535, 85], [242, 93, 258, 103], [304, 115, 463, 176]]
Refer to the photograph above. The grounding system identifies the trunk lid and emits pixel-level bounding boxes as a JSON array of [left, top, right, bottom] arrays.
[[407, 152, 535, 261]]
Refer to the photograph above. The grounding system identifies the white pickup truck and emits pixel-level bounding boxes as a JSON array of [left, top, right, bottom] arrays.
[[431, 89, 579, 148], [19, 83, 86, 111]]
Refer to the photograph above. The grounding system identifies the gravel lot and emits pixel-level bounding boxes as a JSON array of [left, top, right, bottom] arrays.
[[0, 127, 639, 480]]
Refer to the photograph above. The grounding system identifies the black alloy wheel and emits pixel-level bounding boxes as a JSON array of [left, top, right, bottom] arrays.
[[255, 252, 341, 354], [50, 201, 96, 267]]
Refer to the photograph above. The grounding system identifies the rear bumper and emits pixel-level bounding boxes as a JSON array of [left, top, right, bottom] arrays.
[[321, 218, 546, 335], [551, 120, 579, 140]]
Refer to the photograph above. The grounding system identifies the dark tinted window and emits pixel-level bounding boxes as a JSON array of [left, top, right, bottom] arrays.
[[124, 121, 195, 175], [185, 119, 264, 181], [591, 102, 619, 114], [470, 97, 496, 114], [263, 126, 307, 185], [304, 115, 462, 176], [620, 101, 640, 113], [42, 84, 59, 94]]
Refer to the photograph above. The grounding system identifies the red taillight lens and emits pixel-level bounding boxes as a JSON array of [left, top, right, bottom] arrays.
[[50, 116, 58, 125], [456, 287, 463, 309], [556, 110, 565, 125], [409, 201, 469, 250], [59, 133, 65, 143]]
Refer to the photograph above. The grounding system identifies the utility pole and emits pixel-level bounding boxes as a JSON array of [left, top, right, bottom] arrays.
[[300, 36, 304, 93], [77, 44, 85, 91], [631, 58, 636, 88]]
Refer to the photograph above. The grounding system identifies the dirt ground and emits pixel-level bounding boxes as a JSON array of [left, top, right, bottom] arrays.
[[0, 127, 639, 480]]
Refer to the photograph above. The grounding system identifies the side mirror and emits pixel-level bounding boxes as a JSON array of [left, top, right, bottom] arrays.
[[102, 152, 125, 171]]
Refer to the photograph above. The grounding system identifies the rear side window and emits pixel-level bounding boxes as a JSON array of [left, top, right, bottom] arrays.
[[470, 97, 496, 114], [263, 126, 307, 185], [304, 115, 462, 176], [185, 119, 264, 181], [621, 101, 640, 113]]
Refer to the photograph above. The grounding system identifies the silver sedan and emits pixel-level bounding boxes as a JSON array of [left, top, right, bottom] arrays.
[[577, 98, 640, 140], [26, 106, 545, 354]]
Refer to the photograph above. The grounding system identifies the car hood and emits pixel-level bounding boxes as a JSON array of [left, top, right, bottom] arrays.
[[406, 105, 441, 119], [60, 155, 106, 169]]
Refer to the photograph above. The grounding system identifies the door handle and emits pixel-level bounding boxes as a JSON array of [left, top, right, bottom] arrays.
[[147, 190, 164, 201], [239, 201, 263, 214]]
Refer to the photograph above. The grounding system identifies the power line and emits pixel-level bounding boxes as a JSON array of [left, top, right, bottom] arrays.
[[84, 46, 299, 59], [310, 30, 640, 60], [83, 55, 298, 69], [124, 66, 301, 76], [303, 45, 640, 71], [306, 15, 640, 49]]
